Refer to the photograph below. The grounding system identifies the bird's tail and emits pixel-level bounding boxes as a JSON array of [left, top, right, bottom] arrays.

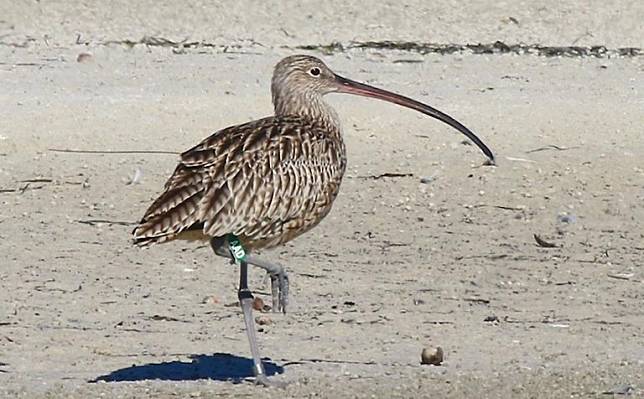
[[132, 185, 205, 246]]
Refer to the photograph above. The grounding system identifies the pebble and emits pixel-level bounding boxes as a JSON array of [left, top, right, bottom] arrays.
[[77, 52, 94, 63], [255, 315, 272, 325], [421, 346, 444, 366]]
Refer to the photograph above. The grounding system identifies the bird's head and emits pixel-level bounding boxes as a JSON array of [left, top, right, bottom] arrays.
[[271, 54, 495, 163], [272, 55, 339, 99]]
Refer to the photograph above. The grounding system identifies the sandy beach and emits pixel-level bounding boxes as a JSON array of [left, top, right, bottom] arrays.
[[0, 1, 642, 397]]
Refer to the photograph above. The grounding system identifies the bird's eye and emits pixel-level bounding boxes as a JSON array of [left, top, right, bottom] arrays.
[[309, 67, 321, 77]]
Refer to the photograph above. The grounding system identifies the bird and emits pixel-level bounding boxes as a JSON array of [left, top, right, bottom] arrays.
[[132, 54, 494, 385]]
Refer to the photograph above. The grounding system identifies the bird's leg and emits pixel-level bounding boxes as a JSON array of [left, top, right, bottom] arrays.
[[210, 237, 289, 313], [245, 255, 289, 313], [237, 260, 272, 386]]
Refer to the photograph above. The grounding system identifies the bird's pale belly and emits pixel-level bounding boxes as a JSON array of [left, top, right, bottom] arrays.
[[243, 201, 336, 250], [173, 200, 335, 250]]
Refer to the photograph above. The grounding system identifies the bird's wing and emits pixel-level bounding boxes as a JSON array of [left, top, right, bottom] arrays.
[[132, 116, 345, 246]]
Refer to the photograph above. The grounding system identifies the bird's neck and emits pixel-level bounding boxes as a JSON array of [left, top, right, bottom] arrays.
[[273, 92, 341, 130]]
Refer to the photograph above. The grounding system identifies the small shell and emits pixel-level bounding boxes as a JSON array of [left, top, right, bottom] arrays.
[[253, 297, 271, 312]]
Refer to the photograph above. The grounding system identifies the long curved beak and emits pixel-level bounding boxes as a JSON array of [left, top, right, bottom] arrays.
[[334, 74, 495, 163]]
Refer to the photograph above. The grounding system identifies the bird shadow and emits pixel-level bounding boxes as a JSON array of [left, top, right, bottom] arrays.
[[89, 353, 284, 383]]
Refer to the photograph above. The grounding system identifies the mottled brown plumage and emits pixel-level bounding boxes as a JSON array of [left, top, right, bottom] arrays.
[[133, 115, 346, 249]]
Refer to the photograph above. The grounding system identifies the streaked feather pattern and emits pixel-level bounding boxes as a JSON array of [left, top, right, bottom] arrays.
[[132, 115, 347, 249]]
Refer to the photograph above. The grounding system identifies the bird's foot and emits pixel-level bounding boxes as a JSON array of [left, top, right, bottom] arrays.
[[254, 373, 287, 388], [269, 270, 289, 313]]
